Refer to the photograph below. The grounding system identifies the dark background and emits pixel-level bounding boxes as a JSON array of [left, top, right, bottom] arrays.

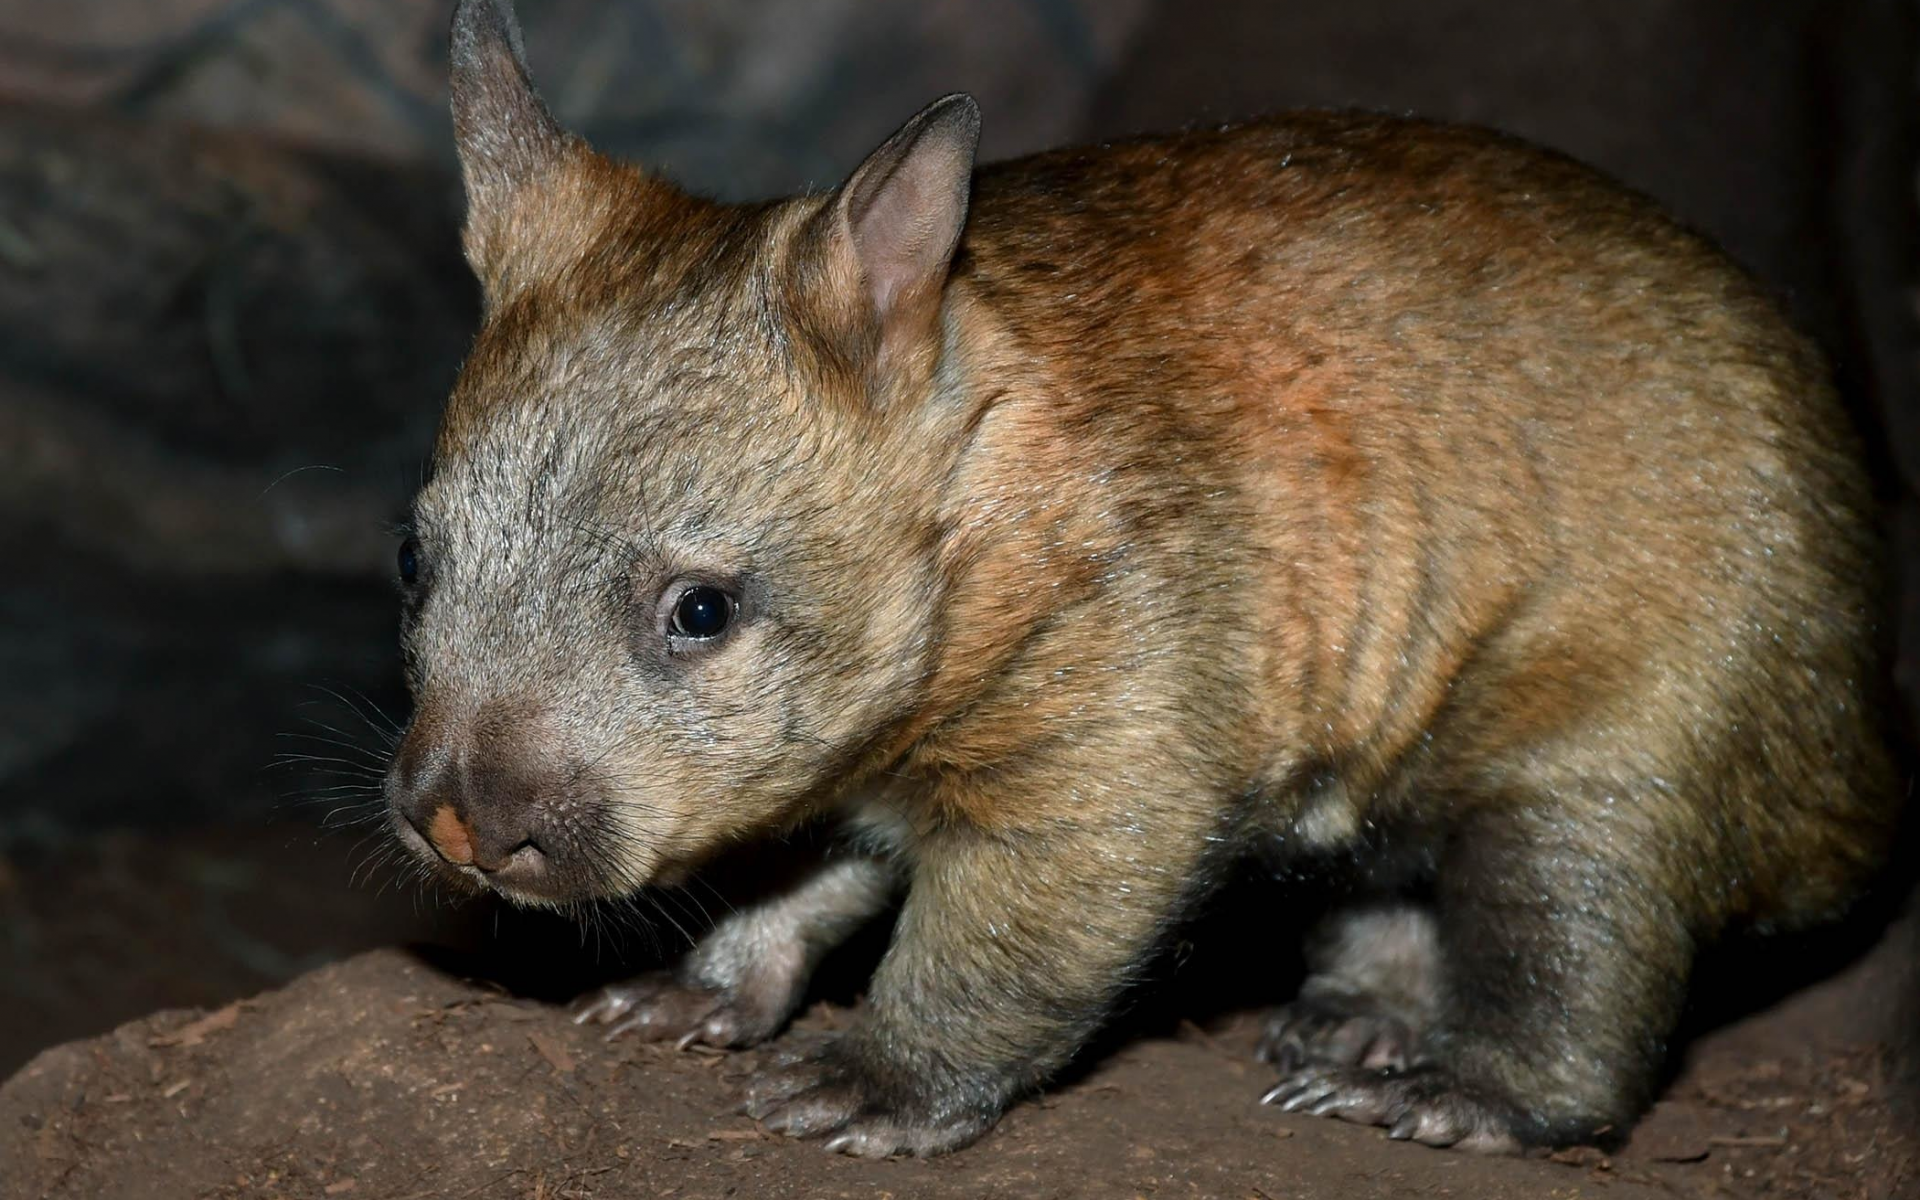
[[0, 0, 1913, 1085]]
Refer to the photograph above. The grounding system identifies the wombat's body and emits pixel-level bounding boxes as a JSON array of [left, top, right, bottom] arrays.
[[385, 0, 1899, 1158]]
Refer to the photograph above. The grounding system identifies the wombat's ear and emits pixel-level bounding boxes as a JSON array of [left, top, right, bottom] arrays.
[[828, 94, 980, 367], [448, 0, 576, 284]]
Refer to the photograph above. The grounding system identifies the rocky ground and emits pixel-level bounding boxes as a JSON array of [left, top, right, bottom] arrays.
[[3, 860, 1914, 1200]]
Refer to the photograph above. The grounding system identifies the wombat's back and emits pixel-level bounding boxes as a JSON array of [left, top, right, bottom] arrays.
[[954, 111, 1892, 929]]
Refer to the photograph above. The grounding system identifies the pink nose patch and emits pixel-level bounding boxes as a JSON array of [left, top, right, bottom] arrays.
[[427, 804, 477, 866]]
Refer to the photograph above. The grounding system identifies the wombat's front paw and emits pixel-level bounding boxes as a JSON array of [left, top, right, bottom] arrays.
[[1261, 1064, 1522, 1154], [572, 971, 785, 1049], [742, 1036, 995, 1158], [1256, 992, 1420, 1072]]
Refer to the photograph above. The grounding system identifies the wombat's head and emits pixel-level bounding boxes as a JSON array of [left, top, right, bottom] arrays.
[[384, 0, 982, 905]]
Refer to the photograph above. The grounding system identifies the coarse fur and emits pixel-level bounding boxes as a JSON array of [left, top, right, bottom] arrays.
[[384, 0, 1901, 1159]]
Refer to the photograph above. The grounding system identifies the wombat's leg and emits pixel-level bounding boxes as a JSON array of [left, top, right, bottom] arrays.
[[1264, 802, 1691, 1152], [575, 854, 895, 1049], [743, 811, 1213, 1157], [1257, 900, 1441, 1072]]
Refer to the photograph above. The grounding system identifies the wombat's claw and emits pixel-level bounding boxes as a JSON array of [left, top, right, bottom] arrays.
[[744, 1038, 992, 1157], [1261, 1064, 1523, 1154], [571, 973, 768, 1048], [1257, 995, 1419, 1073]]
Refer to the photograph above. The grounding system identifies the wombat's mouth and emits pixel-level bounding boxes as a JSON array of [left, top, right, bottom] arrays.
[[381, 712, 666, 905]]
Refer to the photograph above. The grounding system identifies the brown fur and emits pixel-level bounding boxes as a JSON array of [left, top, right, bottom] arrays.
[[386, 0, 1900, 1160]]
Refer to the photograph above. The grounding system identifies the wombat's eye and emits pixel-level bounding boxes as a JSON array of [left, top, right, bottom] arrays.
[[668, 585, 735, 641], [397, 537, 420, 586]]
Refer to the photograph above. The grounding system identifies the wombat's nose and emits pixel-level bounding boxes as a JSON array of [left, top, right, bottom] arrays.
[[419, 803, 546, 875], [423, 803, 477, 863], [389, 701, 563, 882]]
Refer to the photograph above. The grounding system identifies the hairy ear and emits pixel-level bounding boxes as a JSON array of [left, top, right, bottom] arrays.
[[448, 0, 576, 283], [830, 94, 980, 364]]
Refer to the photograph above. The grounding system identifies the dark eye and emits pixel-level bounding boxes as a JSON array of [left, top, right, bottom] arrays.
[[397, 537, 420, 586], [669, 585, 734, 641]]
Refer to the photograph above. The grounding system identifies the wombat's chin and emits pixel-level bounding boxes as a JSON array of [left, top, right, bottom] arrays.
[[644, 859, 699, 890], [492, 848, 700, 907], [472, 865, 631, 909]]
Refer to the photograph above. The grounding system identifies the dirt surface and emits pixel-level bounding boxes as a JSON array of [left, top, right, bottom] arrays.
[[4, 917, 1913, 1200], [0, 824, 499, 1078]]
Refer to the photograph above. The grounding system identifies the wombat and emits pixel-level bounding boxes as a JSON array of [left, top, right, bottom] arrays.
[[383, 0, 1901, 1158]]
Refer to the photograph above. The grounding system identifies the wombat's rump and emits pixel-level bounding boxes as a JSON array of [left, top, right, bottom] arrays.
[[383, 0, 1900, 1158]]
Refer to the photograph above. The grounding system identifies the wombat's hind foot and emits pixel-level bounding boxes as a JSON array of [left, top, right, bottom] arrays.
[[1262, 1064, 1523, 1154], [573, 971, 788, 1049]]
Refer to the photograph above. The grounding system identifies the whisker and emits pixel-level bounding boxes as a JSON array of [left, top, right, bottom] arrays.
[[312, 683, 406, 742]]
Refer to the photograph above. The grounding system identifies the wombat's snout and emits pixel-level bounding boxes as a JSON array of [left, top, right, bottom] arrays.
[[386, 703, 583, 900]]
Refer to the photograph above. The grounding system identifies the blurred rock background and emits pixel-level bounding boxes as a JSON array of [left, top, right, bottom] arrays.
[[0, 0, 1912, 1077]]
